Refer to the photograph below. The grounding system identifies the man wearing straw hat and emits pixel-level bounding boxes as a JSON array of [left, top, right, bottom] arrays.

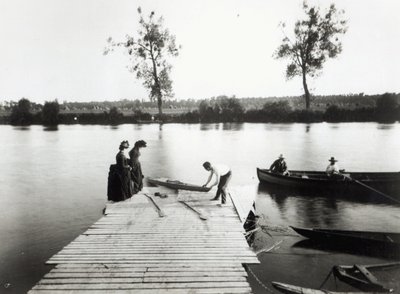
[[326, 156, 340, 177]]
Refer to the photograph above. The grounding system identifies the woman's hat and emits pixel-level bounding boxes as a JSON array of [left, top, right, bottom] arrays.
[[119, 140, 130, 149], [329, 157, 338, 162], [135, 140, 147, 148]]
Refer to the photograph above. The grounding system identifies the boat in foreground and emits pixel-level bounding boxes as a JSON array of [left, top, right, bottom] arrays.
[[333, 262, 400, 292], [291, 226, 400, 251], [272, 281, 368, 294], [257, 168, 400, 200], [147, 177, 211, 192]]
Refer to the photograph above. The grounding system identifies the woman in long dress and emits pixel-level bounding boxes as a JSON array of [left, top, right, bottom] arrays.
[[107, 140, 133, 201], [129, 140, 147, 194]]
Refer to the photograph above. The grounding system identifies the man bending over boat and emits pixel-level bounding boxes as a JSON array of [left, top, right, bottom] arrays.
[[270, 154, 289, 176], [202, 162, 232, 205]]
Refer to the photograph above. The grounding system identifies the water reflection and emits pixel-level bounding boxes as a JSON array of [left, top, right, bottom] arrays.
[[257, 182, 396, 206], [43, 126, 58, 131], [264, 123, 293, 131], [199, 123, 220, 131], [377, 124, 396, 130], [222, 123, 243, 131], [132, 124, 143, 131], [328, 123, 341, 129], [13, 126, 31, 131], [293, 239, 400, 259]]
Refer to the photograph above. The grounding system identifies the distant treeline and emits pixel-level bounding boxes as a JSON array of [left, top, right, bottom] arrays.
[[1, 93, 399, 125], [1, 93, 398, 112]]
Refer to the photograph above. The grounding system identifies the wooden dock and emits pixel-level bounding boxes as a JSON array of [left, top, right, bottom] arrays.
[[29, 188, 259, 293]]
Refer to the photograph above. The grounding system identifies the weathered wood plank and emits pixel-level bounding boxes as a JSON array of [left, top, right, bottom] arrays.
[[32, 281, 251, 290], [55, 262, 244, 271], [57, 249, 254, 254], [38, 276, 247, 284], [29, 287, 252, 293], [30, 189, 258, 293], [45, 271, 247, 278]]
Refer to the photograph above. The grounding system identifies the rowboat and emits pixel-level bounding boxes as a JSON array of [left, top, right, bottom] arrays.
[[272, 281, 367, 294], [291, 226, 400, 251], [257, 168, 400, 200], [147, 177, 211, 192], [333, 262, 400, 292]]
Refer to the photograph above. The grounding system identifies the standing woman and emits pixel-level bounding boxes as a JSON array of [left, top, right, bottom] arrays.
[[129, 140, 147, 194], [114, 140, 133, 201]]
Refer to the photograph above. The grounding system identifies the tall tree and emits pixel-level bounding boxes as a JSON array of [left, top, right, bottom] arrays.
[[10, 98, 33, 125], [105, 7, 179, 116], [42, 100, 60, 126], [275, 2, 347, 109]]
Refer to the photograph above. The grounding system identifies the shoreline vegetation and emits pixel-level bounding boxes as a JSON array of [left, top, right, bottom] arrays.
[[1, 93, 399, 126]]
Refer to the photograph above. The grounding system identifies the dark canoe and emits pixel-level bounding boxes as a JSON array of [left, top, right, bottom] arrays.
[[333, 262, 400, 292], [272, 281, 365, 294], [291, 226, 400, 251], [257, 168, 400, 198], [147, 177, 211, 192]]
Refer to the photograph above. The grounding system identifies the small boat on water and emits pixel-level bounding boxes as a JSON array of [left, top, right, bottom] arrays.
[[272, 281, 366, 294], [333, 262, 400, 292], [257, 168, 400, 200], [147, 177, 211, 192], [291, 226, 400, 251]]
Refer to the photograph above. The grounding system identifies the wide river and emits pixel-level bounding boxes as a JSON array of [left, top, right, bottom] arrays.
[[1, 122, 399, 293]]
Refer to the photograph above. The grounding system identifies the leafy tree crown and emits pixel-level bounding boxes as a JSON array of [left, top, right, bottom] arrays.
[[275, 2, 347, 80]]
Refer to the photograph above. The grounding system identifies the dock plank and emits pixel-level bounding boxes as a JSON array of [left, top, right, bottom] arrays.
[[29, 188, 258, 293]]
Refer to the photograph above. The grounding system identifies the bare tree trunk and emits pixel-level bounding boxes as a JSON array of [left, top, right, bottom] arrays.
[[302, 70, 310, 110], [157, 92, 163, 116], [151, 56, 163, 116]]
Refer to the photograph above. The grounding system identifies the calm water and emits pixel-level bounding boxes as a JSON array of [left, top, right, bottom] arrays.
[[0, 123, 399, 293]]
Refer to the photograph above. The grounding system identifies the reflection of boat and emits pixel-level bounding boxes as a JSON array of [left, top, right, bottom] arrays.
[[147, 177, 211, 192], [272, 281, 364, 294], [257, 168, 400, 200], [291, 226, 400, 251], [333, 262, 400, 292]]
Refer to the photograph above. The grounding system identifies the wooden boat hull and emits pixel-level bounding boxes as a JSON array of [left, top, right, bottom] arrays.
[[333, 262, 400, 292], [257, 168, 400, 200], [147, 177, 211, 192], [272, 281, 366, 294], [291, 226, 400, 251]]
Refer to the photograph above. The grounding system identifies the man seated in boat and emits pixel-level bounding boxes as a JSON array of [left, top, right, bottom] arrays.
[[326, 157, 342, 177], [269, 154, 289, 176]]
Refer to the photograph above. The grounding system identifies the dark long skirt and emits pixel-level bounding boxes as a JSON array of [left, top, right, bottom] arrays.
[[107, 164, 133, 201], [131, 162, 144, 194]]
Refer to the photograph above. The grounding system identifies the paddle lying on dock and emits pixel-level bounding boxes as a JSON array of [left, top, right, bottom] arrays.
[[144, 194, 165, 217], [341, 173, 400, 204], [179, 200, 208, 220]]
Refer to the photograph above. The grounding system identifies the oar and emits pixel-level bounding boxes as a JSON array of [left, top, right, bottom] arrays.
[[179, 200, 208, 221], [341, 174, 400, 204], [144, 194, 165, 217]]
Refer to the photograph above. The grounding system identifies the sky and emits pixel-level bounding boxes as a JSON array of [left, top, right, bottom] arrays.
[[0, 0, 399, 103]]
